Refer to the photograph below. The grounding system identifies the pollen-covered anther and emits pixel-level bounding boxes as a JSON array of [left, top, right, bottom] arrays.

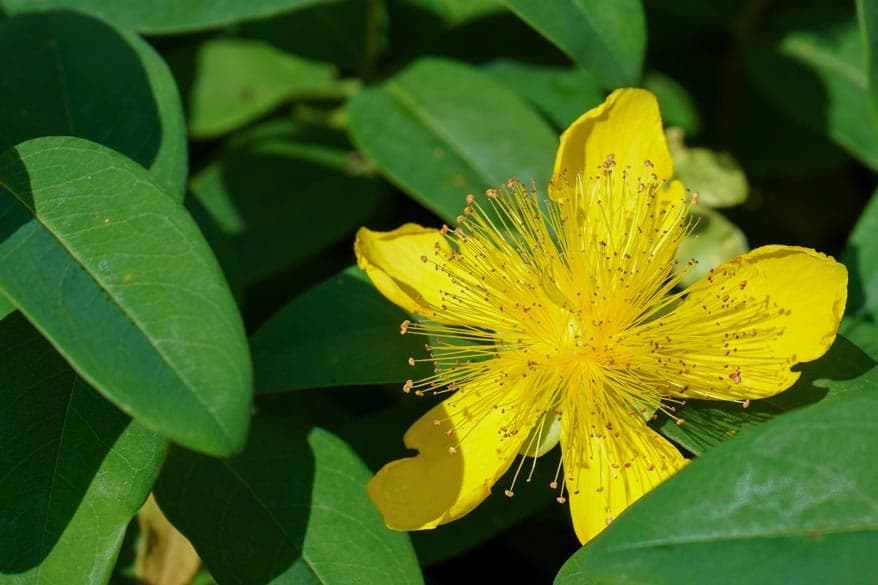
[[504, 489, 514, 497], [420, 255, 428, 263], [486, 188, 498, 198], [466, 193, 475, 205], [743, 399, 751, 409], [556, 496, 567, 504], [400, 320, 410, 335], [729, 366, 742, 384], [676, 418, 686, 426], [403, 379, 414, 393], [448, 446, 457, 454], [408, 357, 416, 366]]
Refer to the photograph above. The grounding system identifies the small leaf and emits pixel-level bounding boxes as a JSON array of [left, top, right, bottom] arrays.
[[182, 39, 336, 140], [154, 415, 424, 585], [0, 11, 187, 198], [501, 0, 646, 88], [348, 57, 556, 222], [251, 267, 430, 393], [0, 0, 341, 34], [557, 367, 878, 585], [0, 312, 167, 582], [0, 137, 252, 456], [482, 59, 605, 129], [667, 128, 749, 208], [675, 207, 749, 288], [843, 186, 878, 320]]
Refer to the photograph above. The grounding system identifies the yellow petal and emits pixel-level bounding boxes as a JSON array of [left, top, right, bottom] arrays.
[[367, 379, 535, 530], [354, 224, 452, 318], [560, 398, 688, 544], [632, 245, 848, 401], [553, 88, 674, 181]]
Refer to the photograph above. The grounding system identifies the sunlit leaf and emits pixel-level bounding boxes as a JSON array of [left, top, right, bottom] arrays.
[[501, 0, 646, 88], [348, 57, 556, 221], [558, 367, 878, 585], [0, 137, 252, 456]]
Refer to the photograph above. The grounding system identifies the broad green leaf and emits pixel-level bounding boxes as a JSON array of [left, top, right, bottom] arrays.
[[655, 334, 875, 456], [251, 267, 430, 393], [398, 0, 504, 25], [643, 71, 701, 136], [747, 14, 878, 170], [501, 0, 646, 88], [0, 0, 339, 34], [0, 137, 252, 456], [482, 59, 604, 130], [189, 121, 387, 284], [557, 367, 878, 585], [0, 312, 167, 582], [843, 186, 878, 320], [0, 294, 11, 320], [153, 415, 424, 585], [841, 316, 878, 360], [183, 39, 336, 140], [0, 11, 187, 199], [675, 207, 749, 288], [347, 57, 557, 222], [857, 0, 878, 117]]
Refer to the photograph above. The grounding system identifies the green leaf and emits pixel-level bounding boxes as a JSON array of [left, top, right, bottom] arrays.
[[843, 186, 878, 320], [643, 71, 701, 136], [0, 312, 167, 582], [0, 294, 12, 320], [557, 367, 878, 585], [668, 128, 749, 208], [654, 334, 876, 456], [183, 39, 336, 140], [747, 14, 878, 170], [0, 137, 252, 456], [482, 59, 605, 130], [153, 414, 424, 585], [675, 207, 749, 288], [841, 316, 878, 361], [347, 57, 557, 222], [0, 11, 187, 199], [189, 121, 387, 284], [0, 0, 339, 34], [251, 267, 430, 393], [397, 0, 505, 25], [501, 0, 646, 88], [857, 0, 878, 118]]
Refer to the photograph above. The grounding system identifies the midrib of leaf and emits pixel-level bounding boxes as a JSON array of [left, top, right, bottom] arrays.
[[218, 460, 326, 584], [0, 154, 234, 446], [782, 36, 867, 89], [385, 80, 496, 186], [569, 0, 631, 82], [34, 376, 78, 583]]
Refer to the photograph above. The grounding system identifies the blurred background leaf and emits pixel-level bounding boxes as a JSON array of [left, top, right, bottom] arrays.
[[502, 0, 646, 88], [0, 0, 344, 34]]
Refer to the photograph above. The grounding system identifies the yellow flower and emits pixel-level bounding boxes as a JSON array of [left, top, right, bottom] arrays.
[[354, 88, 847, 544]]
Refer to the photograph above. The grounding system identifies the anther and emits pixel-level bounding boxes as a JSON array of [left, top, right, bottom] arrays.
[[400, 320, 410, 335], [403, 379, 414, 393], [504, 489, 514, 497], [408, 357, 416, 366]]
